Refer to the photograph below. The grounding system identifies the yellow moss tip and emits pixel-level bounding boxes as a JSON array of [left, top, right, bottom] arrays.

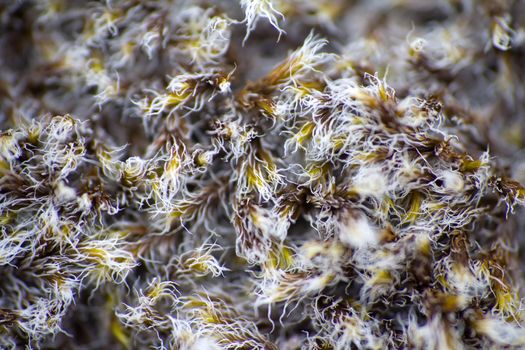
[[268, 246, 294, 270], [111, 317, 130, 349], [460, 159, 486, 172], [404, 191, 422, 224]]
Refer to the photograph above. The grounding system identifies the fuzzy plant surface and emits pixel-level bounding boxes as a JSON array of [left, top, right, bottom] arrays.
[[1, 0, 525, 349]]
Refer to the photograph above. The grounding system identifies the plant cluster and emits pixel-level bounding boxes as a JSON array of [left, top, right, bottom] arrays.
[[1, 0, 525, 349]]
